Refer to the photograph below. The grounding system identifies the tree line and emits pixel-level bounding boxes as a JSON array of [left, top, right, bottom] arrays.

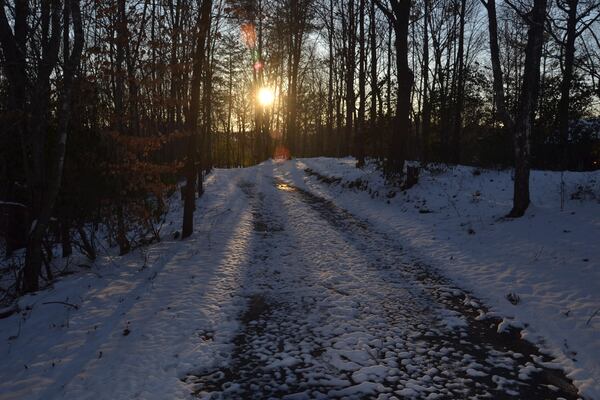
[[1, 0, 599, 293]]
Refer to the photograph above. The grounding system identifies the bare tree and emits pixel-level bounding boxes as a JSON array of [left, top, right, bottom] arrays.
[[375, 0, 413, 177], [356, 0, 367, 166], [451, 0, 467, 164], [182, 0, 213, 239], [507, 0, 547, 217], [0, 0, 83, 292], [549, 0, 600, 167], [481, 0, 513, 130]]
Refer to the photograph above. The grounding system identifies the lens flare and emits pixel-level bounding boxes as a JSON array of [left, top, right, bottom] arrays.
[[257, 87, 275, 107], [241, 23, 256, 49]]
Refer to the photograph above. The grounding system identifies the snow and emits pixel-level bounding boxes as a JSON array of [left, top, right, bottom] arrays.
[[0, 158, 598, 399], [291, 156, 600, 398], [0, 201, 27, 208], [0, 169, 258, 399], [465, 368, 488, 378]]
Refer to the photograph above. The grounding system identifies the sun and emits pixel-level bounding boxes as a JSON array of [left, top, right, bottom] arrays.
[[257, 86, 275, 107]]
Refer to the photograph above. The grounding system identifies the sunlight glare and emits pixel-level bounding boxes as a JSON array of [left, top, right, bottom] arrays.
[[257, 87, 275, 107]]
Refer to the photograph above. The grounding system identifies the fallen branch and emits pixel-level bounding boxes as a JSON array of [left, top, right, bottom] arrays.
[[0, 304, 20, 319], [42, 301, 79, 310], [586, 308, 600, 327]]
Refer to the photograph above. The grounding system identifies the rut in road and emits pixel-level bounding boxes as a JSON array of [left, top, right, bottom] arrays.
[[184, 171, 580, 400]]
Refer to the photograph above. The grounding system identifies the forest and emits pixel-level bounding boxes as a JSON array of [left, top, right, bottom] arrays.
[[0, 0, 599, 292], [1, 0, 600, 295]]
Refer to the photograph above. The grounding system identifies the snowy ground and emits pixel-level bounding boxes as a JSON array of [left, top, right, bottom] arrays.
[[0, 158, 598, 399], [294, 157, 600, 398]]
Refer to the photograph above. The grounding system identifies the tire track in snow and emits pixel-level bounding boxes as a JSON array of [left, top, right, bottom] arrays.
[[279, 177, 580, 399], [185, 165, 580, 399]]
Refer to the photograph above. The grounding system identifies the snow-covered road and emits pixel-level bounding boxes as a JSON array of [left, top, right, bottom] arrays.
[[185, 163, 579, 399], [0, 160, 592, 399]]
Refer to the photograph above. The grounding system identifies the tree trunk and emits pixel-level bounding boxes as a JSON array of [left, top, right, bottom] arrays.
[[356, 0, 367, 167], [116, 205, 130, 255], [421, 0, 431, 163], [345, 0, 356, 157], [451, 0, 466, 164], [182, 0, 212, 239], [20, 0, 61, 293], [374, 0, 412, 175], [393, 1, 412, 176], [78, 226, 97, 260], [327, 0, 335, 155], [482, 0, 512, 129], [369, 0, 378, 124], [284, 0, 305, 156], [556, 0, 578, 170], [509, 0, 547, 217], [21, 0, 83, 292], [113, 0, 130, 255], [61, 218, 72, 258], [0, 0, 28, 147]]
